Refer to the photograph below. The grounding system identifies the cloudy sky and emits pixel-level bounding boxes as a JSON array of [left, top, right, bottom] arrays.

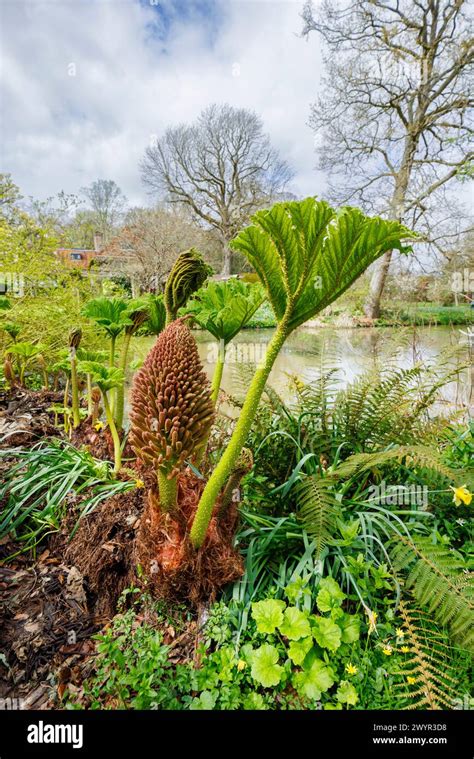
[[1, 0, 325, 207]]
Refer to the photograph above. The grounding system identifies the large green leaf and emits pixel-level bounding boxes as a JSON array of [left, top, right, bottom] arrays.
[[77, 361, 124, 393], [230, 198, 415, 332], [293, 656, 335, 700], [250, 644, 284, 688], [183, 279, 265, 344], [251, 599, 286, 634], [279, 607, 312, 641], [82, 297, 130, 339]]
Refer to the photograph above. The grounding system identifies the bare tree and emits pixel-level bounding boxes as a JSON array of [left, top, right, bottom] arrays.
[[81, 179, 127, 243], [302, 0, 473, 318], [141, 104, 294, 275], [105, 206, 221, 292]]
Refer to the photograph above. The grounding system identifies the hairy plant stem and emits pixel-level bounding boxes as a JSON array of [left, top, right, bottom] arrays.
[[70, 348, 81, 429], [211, 341, 225, 405], [102, 392, 121, 473], [157, 470, 178, 511], [109, 335, 116, 367], [115, 331, 132, 430], [109, 334, 117, 416], [63, 377, 69, 409], [87, 374, 93, 417], [190, 318, 290, 548]]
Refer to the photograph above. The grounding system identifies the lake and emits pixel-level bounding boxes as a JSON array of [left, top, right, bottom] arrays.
[[133, 325, 473, 415]]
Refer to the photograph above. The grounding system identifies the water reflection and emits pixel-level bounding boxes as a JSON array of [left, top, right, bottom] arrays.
[[133, 325, 473, 414]]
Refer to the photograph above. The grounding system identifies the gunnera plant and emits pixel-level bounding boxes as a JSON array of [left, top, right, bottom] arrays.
[[129, 318, 215, 510]]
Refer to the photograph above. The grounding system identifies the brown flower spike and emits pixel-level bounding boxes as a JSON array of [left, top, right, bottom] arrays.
[[129, 318, 214, 479]]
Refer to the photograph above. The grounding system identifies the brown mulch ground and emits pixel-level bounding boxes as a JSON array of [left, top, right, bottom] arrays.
[[0, 559, 101, 708], [0, 388, 243, 709], [0, 388, 62, 448]]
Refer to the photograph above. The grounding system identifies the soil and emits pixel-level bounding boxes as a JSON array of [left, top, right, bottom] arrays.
[[0, 388, 244, 709], [0, 388, 62, 448], [0, 558, 101, 708]]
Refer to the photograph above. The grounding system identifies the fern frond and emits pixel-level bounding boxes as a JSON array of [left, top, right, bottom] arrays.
[[391, 536, 474, 652], [393, 598, 460, 710], [296, 476, 340, 557], [329, 445, 462, 484]]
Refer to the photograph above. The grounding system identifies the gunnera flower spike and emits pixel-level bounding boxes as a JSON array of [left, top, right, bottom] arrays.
[[129, 318, 215, 511]]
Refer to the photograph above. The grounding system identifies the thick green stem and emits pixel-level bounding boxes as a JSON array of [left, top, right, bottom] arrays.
[[63, 377, 69, 409], [109, 335, 116, 367], [157, 470, 178, 511], [190, 321, 290, 548], [103, 393, 121, 473], [210, 341, 225, 405], [115, 331, 132, 430], [109, 334, 117, 416], [70, 349, 81, 429], [87, 374, 93, 417]]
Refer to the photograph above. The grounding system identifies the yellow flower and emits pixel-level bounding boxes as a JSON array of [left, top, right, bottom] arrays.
[[401, 646, 410, 654], [292, 375, 305, 392], [94, 420, 104, 431], [366, 609, 378, 635], [345, 663, 358, 676], [395, 628, 404, 638], [407, 676, 417, 685], [450, 485, 472, 507], [237, 659, 246, 672], [135, 479, 145, 489], [382, 646, 393, 656]]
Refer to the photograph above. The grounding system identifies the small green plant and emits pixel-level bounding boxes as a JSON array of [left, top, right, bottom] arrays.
[[81, 297, 128, 367], [78, 362, 124, 473], [5, 341, 45, 386], [76, 348, 108, 417], [183, 278, 265, 404], [115, 298, 150, 429], [69, 605, 193, 710], [68, 327, 82, 428], [2, 321, 21, 342]]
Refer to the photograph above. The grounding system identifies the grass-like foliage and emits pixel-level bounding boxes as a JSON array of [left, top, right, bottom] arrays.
[[0, 440, 136, 556]]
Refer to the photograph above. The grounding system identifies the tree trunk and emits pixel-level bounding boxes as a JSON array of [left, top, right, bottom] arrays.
[[363, 138, 415, 319], [221, 242, 232, 277], [364, 250, 393, 319]]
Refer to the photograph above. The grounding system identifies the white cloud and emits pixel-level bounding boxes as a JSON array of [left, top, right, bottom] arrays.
[[0, 0, 325, 206]]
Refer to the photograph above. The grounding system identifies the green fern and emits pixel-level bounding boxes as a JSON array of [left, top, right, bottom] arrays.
[[391, 536, 474, 652], [296, 476, 340, 557], [393, 599, 460, 710], [328, 445, 463, 485]]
